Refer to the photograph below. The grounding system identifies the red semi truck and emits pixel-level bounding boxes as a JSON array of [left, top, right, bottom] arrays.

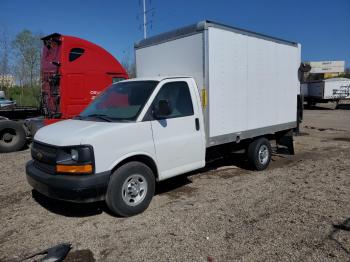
[[0, 33, 128, 153]]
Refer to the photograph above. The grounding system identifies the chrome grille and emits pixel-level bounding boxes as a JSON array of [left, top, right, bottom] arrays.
[[31, 141, 57, 165]]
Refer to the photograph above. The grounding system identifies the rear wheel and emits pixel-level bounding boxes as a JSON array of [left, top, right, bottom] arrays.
[[247, 137, 272, 171], [0, 121, 26, 153], [106, 161, 155, 217]]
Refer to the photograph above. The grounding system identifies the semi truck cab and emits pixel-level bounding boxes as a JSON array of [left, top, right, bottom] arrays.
[[41, 33, 128, 124], [0, 33, 128, 153]]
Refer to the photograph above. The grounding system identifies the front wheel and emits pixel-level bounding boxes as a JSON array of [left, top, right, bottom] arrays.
[[247, 137, 272, 171], [106, 161, 155, 217]]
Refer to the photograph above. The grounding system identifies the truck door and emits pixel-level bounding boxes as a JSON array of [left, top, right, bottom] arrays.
[[149, 80, 206, 180]]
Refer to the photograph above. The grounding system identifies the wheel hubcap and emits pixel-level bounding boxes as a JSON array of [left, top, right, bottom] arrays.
[[122, 174, 147, 206], [3, 132, 13, 142], [258, 145, 269, 165]]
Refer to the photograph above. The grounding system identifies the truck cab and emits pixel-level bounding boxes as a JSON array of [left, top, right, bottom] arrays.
[[27, 77, 206, 216], [41, 33, 128, 124], [0, 33, 128, 153]]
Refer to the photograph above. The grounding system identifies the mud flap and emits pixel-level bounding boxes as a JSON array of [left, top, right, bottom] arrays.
[[276, 130, 295, 155], [295, 94, 303, 134]]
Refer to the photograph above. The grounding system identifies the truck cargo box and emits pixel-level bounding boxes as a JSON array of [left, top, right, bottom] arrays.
[[135, 21, 301, 147], [304, 78, 350, 101]]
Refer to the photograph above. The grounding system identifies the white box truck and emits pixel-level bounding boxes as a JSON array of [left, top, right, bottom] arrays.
[[302, 78, 350, 106], [26, 21, 301, 216]]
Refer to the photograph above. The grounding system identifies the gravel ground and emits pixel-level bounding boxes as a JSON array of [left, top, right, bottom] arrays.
[[0, 103, 349, 261]]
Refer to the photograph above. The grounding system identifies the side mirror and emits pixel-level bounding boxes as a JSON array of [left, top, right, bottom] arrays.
[[153, 99, 172, 119]]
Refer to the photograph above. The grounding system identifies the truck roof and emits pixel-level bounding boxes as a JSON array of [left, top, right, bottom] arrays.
[[122, 76, 192, 82], [135, 20, 299, 49]]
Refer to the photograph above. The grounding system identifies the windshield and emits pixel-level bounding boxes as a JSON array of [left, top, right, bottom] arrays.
[[79, 81, 158, 121]]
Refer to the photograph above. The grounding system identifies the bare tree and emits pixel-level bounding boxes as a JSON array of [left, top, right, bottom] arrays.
[[0, 25, 11, 89], [121, 49, 136, 78], [12, 30, 42, 87]]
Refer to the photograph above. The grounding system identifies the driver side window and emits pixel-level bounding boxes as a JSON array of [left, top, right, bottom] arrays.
[[153, 81, 194, 119]]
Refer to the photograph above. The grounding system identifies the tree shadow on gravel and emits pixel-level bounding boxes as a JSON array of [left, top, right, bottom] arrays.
[[336, 104, 350, 110], [304, 105, 334, 110], [304, 103, 350, 111], [32, 190, 107, 217], [329, 217, 350, 255]]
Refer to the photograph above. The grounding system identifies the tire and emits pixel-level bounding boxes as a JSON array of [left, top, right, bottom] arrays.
[[106, 161, 155, 217], [247, 137, 272, 171], [0, 120, 26, 153]]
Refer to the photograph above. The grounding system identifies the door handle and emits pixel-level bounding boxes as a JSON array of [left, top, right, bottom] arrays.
[[195, 118, 200, 131]]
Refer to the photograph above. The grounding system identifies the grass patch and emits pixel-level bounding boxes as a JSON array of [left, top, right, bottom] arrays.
[[1, 86, 40, 107]]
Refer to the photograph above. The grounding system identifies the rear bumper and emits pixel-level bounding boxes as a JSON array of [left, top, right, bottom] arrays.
[[26, 160, 110, 203]]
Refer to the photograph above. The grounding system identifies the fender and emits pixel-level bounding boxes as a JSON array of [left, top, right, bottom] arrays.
[[108, 151, 160, 180]]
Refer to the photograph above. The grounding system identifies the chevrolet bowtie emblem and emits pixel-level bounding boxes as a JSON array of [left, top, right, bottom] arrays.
[[36, 152, 43, 160]]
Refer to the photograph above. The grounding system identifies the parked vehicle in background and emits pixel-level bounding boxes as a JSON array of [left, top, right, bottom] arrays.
[[0, 94, 16, 108], [26, 21, 301, 217], [301, 78, 350, 106], [0, 33, 128, 153]]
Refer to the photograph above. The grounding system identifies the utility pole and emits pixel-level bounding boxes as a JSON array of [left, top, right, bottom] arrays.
[[139, 0, 153, 39], [143, 0, 147, 39]]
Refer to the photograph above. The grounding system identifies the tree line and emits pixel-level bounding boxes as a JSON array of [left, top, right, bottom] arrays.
[[0, 27, 42, 89]]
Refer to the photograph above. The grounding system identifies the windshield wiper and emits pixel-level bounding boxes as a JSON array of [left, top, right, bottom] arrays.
[[74, 115, 84, 120], [85, 114, 113, 122]]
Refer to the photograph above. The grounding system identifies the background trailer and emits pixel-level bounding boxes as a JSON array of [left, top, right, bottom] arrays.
[[302, 78, 350, 105]]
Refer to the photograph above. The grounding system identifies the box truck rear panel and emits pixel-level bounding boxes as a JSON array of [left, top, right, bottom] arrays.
[[135, 21, 300, 147]]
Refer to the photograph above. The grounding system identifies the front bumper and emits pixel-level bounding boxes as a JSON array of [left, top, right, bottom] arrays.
[[26, 160, 110, 203]]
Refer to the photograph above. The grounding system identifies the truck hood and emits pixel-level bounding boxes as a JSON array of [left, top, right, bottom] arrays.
[[34, 119, 131, 146]]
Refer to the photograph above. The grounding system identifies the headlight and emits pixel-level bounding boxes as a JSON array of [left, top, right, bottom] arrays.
[[71, 149, 79, 161], [56, 146, 94, 174]]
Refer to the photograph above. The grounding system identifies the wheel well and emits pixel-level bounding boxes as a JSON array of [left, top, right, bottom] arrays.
[[112, 155, 159, 181], [244, 135, 273, 145]]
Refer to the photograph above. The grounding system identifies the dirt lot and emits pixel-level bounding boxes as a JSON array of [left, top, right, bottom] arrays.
[[0, 103, 349, 261]]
